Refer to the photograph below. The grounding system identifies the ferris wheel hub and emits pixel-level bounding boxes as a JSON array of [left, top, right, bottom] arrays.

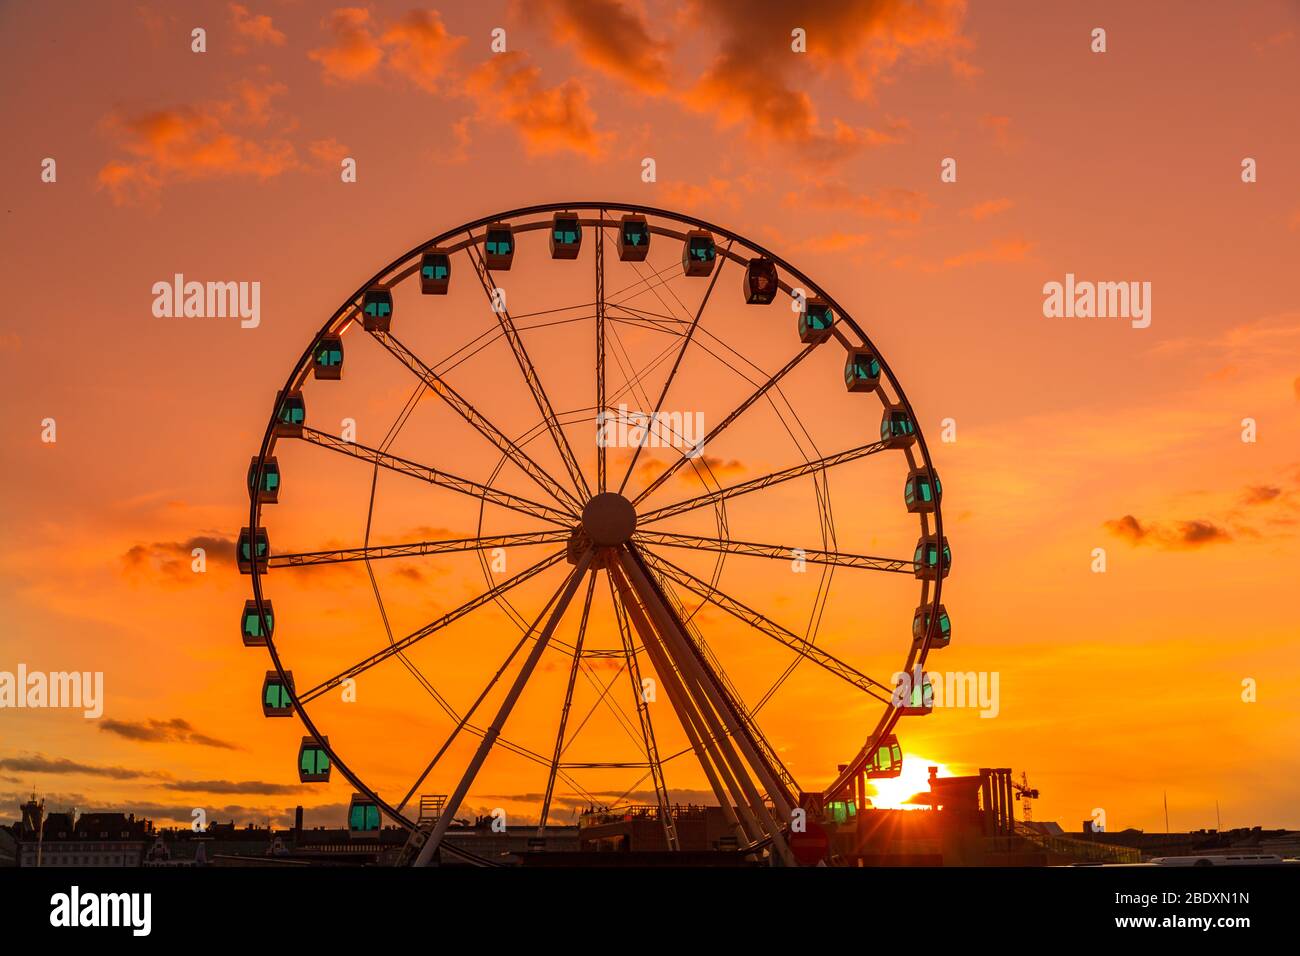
[[581, 492, 637, 546]]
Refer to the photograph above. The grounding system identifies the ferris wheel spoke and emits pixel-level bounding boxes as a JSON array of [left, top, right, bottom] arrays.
[[415, 552, 594, 865], [538, 571, 597, 831], [297, 550, 567, 704], [635, 529, 915, 574], [616, 241, 732, 497], [297, 427, 573, 526], [269, 530, 570, 569], [367, 329, 583, 514], [630, 339, 827, 507], [468, 241, 592, 502], [638, 547, 896, 704], [638, 438, 891, 525]]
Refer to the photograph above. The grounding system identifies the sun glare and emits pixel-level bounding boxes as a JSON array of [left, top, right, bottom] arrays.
[[866, 756, 952, 810]]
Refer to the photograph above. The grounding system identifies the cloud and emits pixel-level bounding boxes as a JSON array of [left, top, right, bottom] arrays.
[[0, 755, 165, 781], [1104, 514, 1232, 549], [1242, 485, 1283, 505], [523, 0, 670, 93], [382, 9, 466, 92], [961, 197, 1013, 221], [788, 182, 932, 223], [465, 52, 608, 157], [121, 533, 235, 583], [159, 779, 308, 795], [682, 0, 972, 161], [888, 237, 1033, 272], [658, 177, 743, 211], [308, 8, 465, 91], [99, 717, 238, 750], [980, 113, 1017, 150], [794, 231, 873, 253], [229, 3, 286, 47], [309, 7, 385, 83], [97, 81, 297, 204]]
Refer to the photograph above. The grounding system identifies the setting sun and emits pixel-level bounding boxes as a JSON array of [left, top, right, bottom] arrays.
[[867, 757, 952, 811]]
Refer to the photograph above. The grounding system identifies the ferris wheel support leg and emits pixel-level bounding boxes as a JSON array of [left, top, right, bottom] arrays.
[[413, 553, 594, 867], [609, 580, 680, 851], [628, 548, 798, 823], [617, 550, 797, 865], [609, 562, 755, 848]]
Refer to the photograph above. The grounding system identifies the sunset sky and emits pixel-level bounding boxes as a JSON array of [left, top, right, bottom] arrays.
[[2, 0, 1299, 837]]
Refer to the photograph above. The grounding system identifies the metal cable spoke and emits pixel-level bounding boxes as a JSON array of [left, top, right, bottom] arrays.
[[617, 240, 732, 495], [632, 339, 827, 506], [298, 427, 573, 526], [270, 529, 570, 569], [639, 439, 891, 525], [639, 548, 896, 703], [635, 529, 915, 574], [298, 550, 567, 703], [368, 329, 583, 513], [468, 239, 592, 501]]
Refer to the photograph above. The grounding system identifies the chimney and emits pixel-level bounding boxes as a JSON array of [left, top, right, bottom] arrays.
[[294, 805, 304, 844]]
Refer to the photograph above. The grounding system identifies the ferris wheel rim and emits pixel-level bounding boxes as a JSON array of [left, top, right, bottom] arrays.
[[244, 200, 947, 843]]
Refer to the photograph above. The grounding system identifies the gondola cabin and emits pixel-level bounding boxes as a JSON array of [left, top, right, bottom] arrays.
[[298, 737, 331, 783], [743, 257, 779, 304], [240, 599, 273, 646], [903, 468, 941, 513], [237, 527, 269, 574], [867, 735, 904, 778], [348, 794, 382, 839], [247, 456, 280, 504], [898, 674, 934, 716], [313, 336, 343, 380], [798, 297, 834, 344], [361, 288, 393, 332], [912, 604, 952, 650], [274, 390, 305, 438], [844, 350, 880, 392], [880, 405, 916, 448], [262, 671, 294, 717], [550, 213, 582, 259], [913, 534, 951, 580], [682, 229, 717, 276], [420, 250, 451, 294], [484, 223, 515, 270], [617, 214, 650, 261], [825, 799, 856, 825]]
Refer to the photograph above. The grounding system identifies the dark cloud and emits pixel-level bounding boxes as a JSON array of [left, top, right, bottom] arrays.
[[1104, 515, 1231, 549], [121, 533, 235, 582], [0, 755, 165, 780], [1242, 485, 1283, 505], [99, 717, 238, 750], [159, 780, 308, 796]]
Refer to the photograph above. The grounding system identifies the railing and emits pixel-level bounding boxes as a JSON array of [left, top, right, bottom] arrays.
[[1013, 822, 1141, 864]]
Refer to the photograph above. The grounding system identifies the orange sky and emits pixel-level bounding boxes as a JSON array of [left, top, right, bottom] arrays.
[[2, 0, 1299, 836]]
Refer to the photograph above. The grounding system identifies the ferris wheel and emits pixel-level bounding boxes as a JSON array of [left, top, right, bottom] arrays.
[[240, 202, 950, 867]]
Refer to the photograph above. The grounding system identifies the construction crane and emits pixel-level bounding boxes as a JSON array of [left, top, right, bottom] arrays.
[[1012, 772, 1039, 822]]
